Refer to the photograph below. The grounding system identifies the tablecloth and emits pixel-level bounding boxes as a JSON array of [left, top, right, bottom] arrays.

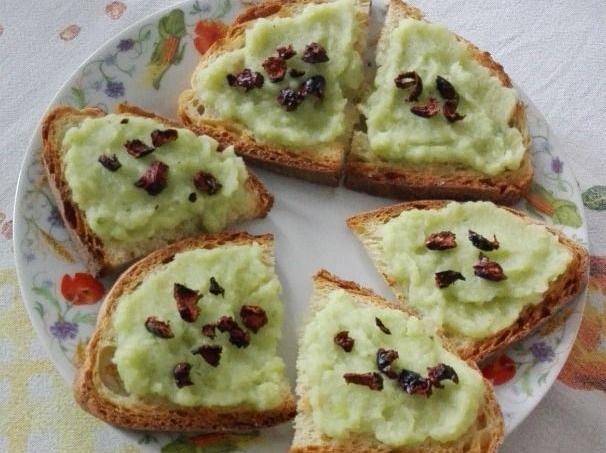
[[1, 0, 605, 451]]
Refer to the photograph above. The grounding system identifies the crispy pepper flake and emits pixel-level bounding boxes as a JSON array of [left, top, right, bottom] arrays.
[[202, 323, 217, 339], [394, 71, 423, 102], [376, 348, 399, 379], [375, 317, 391, 335], [425, 231, 457, 250], [151, 128, 178, 147], [134, 160, 169, 195], [144, 316, 174, 338], [262, 56, 287, 82], [217, 316, 250, 348], [208, 277, 225, 297], [240, 305, 268, 333], [443, 99, 465, 123], [193, 171, 222, 195], [277, 88, 304, 111], [277, 44, 296, 60], [120, 118, 129, 124], [398, 369, 432, 397], [434, 270, 466, 288], [302, 42, 329, 63], [410, 97, 440, 118], [188, 192, 197, 202], [334, 331, 354, 352], [289, 68, 306, 78], [124, 139, 155, 158], [474, 254, 507, 281], [173, 362, 193, 388], [468, 230, 500, 251], [174, 283, 201, 322], [192, 345, 222, 367], [299, 75, 326, 99], [427, 363, 459, 388], [98, 154, 121, 172], [435, 76, 458, 100], [226, 68, 264, 91], [343, 372, 383, 391]]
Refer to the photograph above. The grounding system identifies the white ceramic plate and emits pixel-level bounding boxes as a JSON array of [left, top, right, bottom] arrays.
[[14, 0, 589, 451]]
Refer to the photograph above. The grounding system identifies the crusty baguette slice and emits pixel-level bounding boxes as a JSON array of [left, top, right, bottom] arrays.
[[344, 0, 533, 204], [346, 200, 589, 362], [74, 232, 296, 431], [178, 0, 370, 186], [41, 103, 273, 276], [290, 269, 504, 453]]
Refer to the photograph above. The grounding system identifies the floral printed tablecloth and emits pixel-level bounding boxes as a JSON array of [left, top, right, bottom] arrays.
[[1, 0, 605, 452]]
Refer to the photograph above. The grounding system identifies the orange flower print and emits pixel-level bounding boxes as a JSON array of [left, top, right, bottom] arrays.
[[193, 20, 228, 55], [558, 256, 606, 392], [105, 1, 127, 20], [481, 354, 516, 385], [59, 24, 81, 41], [61, 273, 104, 305]]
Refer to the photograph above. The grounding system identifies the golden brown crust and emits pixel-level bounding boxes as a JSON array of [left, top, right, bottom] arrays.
[[40, 104, 273, 276], [74, 232, 296, 431], [289, 270, 504, 453], [178, 0, 371, 186], [344, 0, 532, 204], [346, 200, 589, 362]]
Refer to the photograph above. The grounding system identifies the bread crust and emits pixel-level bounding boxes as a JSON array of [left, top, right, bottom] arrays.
[[344, 0, 533, 204], [41, 104, 273, 276], [178, 0, 371, 186], [346, 200, 589, 362], [290, 270, 504, 452], [73, 232, 296, 431]]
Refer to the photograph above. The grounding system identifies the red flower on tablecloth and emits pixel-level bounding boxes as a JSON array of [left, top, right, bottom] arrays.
[[481, 354, 516, 385], [60, 273, 104, 305], [558, 256, 606, 392], [105, 1, 127, 20], [59, 24, 80, 41], [193, 20, 228, 55]]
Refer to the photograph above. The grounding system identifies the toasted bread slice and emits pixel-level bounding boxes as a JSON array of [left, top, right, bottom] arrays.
[[178, 0, 370, 186], [290, 270, 504, 452], [344, 0, 532, 204], [74, 232, 296, 431], [346, 200, 589, 362], [41, 104, 273, 276]]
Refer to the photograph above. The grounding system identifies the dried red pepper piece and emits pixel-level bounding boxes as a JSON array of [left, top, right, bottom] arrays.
[[398, 369, 432, 397], [98, 154, 121, 172], [277, 88, 304, 111], [208, 277, 225, 297], [334, 331, 354, 352], [302, 42, 329, 63], [193, 171, 222, 195], [201, 323, 217, 339], [188, 192, 197, 202], [144, 316, 174, 338], [277, 44, 296, 60], [394, 71, 423, 102], [375, 317, 391, 335], [125, 139, 155, 158], [473, 254, 507, 281], [435, 76, 458, 101], [299, 75, 326, 99], [174, 283, 201, 322], [343, 372, 383, 391], [425, 231, 457, 250], [410, 97, 440, 118], [434, 270, 466, 288], [134, 161, 169, 195], [192, 345, 222, 367], [173, 362, 193, 388], [240, 305, 268, 333], [376, 348, 399, 379], [443, 99, 466, 123], [468, 230, 500, 251], [289, 68, 305, 78], [226, 68, 264, 91], [427, 363, 459, 388], [120, 118, 129, 124], [262, 56, 287, 82], [217, 316, 250, 348], [151, 129, 178, 147]]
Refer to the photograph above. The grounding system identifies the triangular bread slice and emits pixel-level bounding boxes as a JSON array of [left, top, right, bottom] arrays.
[[74, 232, 296, 431], [178, 0, 370, 186], [346, 200, 589, 361], [344, 0, 532, 204], [41, 104, 273, 276], [290, 270, 504, 452]]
